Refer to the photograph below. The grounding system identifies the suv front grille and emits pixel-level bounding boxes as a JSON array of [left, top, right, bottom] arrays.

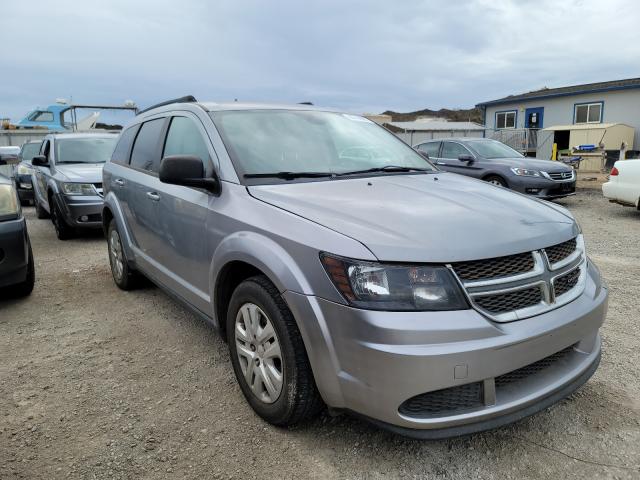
[[545, 238, 577, 264], [398, 382, 484, 418], [452, 236, 585, 322], [451, 252, 535, 281], [474, 286, 543, 314], [554, 267, 581, 297]]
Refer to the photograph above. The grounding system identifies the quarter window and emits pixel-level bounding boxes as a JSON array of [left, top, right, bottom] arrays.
[[110, 126, 139, 165], [417, 142, 441, 158], [163, 117, 210, 162], [574, 103, 602, 124], [496, 111, 516, 129], [441, 142, 471, 159], [130, 118, 165, 173]]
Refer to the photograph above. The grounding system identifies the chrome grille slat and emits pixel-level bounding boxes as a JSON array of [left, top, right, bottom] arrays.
[[451, 236, 586, 322]]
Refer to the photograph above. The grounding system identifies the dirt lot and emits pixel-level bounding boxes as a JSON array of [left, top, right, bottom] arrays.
[[1, 190, 639, 480]]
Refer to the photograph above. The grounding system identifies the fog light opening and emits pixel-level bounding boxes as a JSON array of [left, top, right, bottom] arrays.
[[79, 215, 89, 222]]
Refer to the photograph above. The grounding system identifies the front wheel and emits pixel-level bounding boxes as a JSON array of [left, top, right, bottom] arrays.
[[50, 199, 74, 240], [485, 175, 508, 188], [227, 275, 323, 426], [34, 194, 49, 219], [107, 220, 141, 290]]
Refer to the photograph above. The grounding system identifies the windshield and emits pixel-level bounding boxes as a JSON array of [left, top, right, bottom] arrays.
[[55, 137, 117, 164], [467, 140, 523, 159], [211, 110, 435, 182], [20, 143, 40, 162]]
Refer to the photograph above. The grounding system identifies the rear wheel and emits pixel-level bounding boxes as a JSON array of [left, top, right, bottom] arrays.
[[485, 175, 507, 187], [227, 275, 323, 426], [50, 199, 74, 240], [107, 219, 140, 290]]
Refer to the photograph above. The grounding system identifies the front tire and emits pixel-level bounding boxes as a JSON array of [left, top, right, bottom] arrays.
[[107, 219, 141, 290], [227, 275, 323, 426], [50, 199, 74, 240], [485, 175, 508, 188], [34, 194, 49, 219]]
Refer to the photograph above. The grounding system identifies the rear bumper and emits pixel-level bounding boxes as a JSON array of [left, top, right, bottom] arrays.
[[54, 193, 103, 228], [0, 217, 29, 289], [284, 260, 607, 436]]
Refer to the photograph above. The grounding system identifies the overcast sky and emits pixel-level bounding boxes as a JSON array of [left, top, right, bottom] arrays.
[[1, 0, 638, 121]]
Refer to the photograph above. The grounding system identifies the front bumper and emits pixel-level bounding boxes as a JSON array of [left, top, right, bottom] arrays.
[[508, 176, 576, 199], [15, 174, 34, 203], [0, 217, 29, 289], [53, 193, 103, 228], [284, 260, 607, 437]]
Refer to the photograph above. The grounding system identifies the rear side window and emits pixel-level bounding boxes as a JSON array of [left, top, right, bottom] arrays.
[[417, 142, 440, 158], [130, 119, 165, 173], [163, 116, 210, 162], [111, 126, 139, 165]]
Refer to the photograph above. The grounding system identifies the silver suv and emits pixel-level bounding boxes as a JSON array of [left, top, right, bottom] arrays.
[[102, 97, 607, 438]]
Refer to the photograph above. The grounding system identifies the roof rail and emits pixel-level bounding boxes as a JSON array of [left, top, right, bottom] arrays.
[[138, 95, 197, 115]]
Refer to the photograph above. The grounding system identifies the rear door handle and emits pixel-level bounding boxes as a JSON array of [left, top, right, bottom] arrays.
[[114, 178, 125, 186], [146, 191, 161, 201]]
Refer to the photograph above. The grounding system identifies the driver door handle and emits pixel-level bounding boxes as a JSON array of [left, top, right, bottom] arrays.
[[114, 178, 125, 186], [146, 191, 161, 201]]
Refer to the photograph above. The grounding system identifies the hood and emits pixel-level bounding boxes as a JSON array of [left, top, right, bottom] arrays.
[[489, 157, 572, 173], [55, 163, 104, 183], [249, 173, 578, 263]]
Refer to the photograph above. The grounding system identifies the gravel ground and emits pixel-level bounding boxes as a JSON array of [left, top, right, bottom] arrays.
[[1, 190, 639, 480]]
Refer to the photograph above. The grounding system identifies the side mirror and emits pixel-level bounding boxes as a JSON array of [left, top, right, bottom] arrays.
[[458, 154, 475, 163], [159, 155, 220, 194], [32, 155, 49, 167]]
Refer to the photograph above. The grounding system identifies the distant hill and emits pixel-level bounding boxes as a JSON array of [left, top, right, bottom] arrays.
[[382, 107, 483, 124]]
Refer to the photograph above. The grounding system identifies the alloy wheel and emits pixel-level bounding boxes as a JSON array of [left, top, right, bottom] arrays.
[[234, 303, 283, 404], [109, 229, 125, 282]]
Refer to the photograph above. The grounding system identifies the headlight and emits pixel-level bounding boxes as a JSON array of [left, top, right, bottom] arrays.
[[61, 182, 96, 195], [17, 164, 34, 175], [510, 167, 541, 177], [0, 184, 20, 221], [320, 254, 468, 311]]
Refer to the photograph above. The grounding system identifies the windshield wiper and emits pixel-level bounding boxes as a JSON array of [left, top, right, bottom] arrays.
[[244, 171, 335, 180], [336, 165, 432, 176]]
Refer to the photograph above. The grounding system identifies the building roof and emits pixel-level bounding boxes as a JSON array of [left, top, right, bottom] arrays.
[[476, 77, 640, 107], [385, 121, 484, 131], [542, 122, 633, 131]]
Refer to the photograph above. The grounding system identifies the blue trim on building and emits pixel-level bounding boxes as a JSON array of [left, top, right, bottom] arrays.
[[494, 109, 518, 129], [572, 100, 604, 124], [476, 83, 640, 108]]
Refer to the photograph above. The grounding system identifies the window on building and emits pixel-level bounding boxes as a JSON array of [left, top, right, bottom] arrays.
[[496, 111, 516, 129], [574, 103, 602, 124]]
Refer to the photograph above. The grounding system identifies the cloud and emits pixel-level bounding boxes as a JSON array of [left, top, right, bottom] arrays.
[[1, 0, 639, 121]]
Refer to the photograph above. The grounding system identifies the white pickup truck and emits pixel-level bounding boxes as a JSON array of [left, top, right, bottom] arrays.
[[602, 160, 640, 209]]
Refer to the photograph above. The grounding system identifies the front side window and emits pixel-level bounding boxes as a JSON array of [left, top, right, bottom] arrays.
[[55, 137, 118, 164], [441, 142, 471, 159], [130, 119, 165, 173], [574, 103, 602, 124], [20, 142, 41, 162], [467, 140, 523, 159], [417, 142, 441, 157], [211, 110, 435, 183], [163, 116, 210, 162], [31, 111, 54, 122], [496, 111, 516, 129]]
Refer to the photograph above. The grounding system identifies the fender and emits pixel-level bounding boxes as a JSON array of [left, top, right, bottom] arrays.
[[102, 191, 136, 264], [210, 231, 312, 303]]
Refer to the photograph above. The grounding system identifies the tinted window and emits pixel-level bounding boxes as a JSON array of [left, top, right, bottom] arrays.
[[417, 142, 440, 157], [441, 142, 471, 159], [163, 117, 210, 162], [130, 119, 165, 173], [111, 126, 139, 165], [55, 137, 117, 164]]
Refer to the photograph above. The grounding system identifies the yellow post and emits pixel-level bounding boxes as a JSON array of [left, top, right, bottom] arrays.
[[552, 143, 558, 161]]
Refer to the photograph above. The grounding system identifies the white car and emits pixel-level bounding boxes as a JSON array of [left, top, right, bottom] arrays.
[[602, 160, 640, 209]]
